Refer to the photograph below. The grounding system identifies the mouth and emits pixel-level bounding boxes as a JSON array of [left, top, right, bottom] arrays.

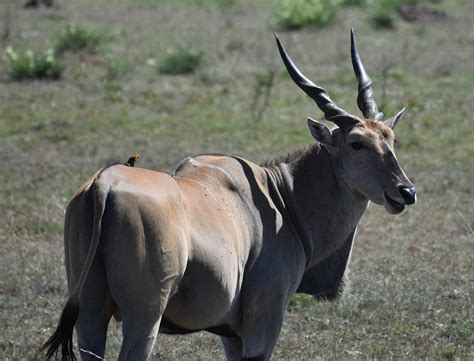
[[384, 191, 405, 214]]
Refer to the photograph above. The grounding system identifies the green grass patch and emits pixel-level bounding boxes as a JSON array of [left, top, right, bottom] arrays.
[[447, 317, 474, 342], [104, 81, 125, 103], [3, 47, 63, 80], [104, 55, 131, 80], [272, 0, 340, 30], [54, 24, 106, 54], [436, 345, 457, 360], [156, 45, 204, 75], [392, 324, 413, 335], [288, 294, 315, 309]]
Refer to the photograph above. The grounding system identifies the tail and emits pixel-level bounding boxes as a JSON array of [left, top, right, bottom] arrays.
[[39, 180, 108, 360]]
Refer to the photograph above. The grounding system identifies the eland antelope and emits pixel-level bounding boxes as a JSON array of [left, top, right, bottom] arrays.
[[41, 30, 416, 360]]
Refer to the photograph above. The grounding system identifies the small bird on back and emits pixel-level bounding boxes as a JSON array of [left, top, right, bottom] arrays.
[[125, 155, 141, 167]]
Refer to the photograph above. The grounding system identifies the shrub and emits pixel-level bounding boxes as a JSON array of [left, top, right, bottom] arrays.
[[157, 45, 204, 75], [55, 24, 105, 54], [370, 8, 397, 29], [369, 0, 414, 29], [272, 0, 340, 30], [4, 47, 63, 80]]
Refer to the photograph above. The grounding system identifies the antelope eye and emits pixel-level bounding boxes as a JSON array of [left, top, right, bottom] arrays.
[[351, 141, 365, 150]]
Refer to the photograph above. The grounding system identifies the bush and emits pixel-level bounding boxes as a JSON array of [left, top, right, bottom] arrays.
[[370, 8, 397, 29], [4, 47, 63, 80], [368, 0, 421, 29], [55, 24, 105, 54], [157, 45, 204, 75], [273, 0, 340, 30]]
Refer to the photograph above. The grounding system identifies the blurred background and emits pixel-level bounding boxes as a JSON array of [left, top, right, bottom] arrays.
[[0, 0, 472, 359]]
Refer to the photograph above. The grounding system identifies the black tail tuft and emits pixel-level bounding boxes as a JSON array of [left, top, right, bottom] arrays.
[[39, 298, 79, 360]]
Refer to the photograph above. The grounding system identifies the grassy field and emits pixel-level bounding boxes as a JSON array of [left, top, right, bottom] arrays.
[[0, 0, 473, 359]]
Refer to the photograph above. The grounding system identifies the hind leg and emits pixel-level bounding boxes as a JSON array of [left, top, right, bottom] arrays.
[[221, 336, 242, 361], [75, 296, 114, 360], [76, 312, 111, 360], [66, 205, 115, 359], [105, 251, 185, 361], [75, 255, 115, 360], [117, 311, 162, 360], [101, 187, 189, 360], [115, 277, 178, 361], [105, 239, 186, 360]]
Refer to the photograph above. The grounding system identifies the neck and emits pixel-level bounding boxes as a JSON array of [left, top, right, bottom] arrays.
[[264, 144, 368, 268]]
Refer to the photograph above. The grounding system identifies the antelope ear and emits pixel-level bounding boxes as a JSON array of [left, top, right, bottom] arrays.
[[383, 108, 405, 129], [307, 117, 335, 149]]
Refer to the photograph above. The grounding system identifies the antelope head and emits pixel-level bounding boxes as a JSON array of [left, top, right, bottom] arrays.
[[276, 29, 416, 214]]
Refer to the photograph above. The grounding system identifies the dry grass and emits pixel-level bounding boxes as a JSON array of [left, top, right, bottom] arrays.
[[0, 0, 473, 359]]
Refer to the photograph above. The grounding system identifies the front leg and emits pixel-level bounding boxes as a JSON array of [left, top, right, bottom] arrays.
[[239, 286, 288, 360], [221, 336, 242, 361], [241, 308, 285, 360]]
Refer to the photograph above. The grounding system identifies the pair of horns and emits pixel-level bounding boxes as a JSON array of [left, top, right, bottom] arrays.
[[275, 29, 386, 128]]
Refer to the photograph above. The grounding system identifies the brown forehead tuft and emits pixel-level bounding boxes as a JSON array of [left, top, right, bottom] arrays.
[[353, 120, 379, 140], [351, 121, 394, 147], [361, 120, 396, 147], [363, 120, 383, 130], [363, 120, 392, 137]]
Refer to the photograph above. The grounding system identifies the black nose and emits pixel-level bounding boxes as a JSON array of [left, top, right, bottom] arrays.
[[398, 186, 416, 205]]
